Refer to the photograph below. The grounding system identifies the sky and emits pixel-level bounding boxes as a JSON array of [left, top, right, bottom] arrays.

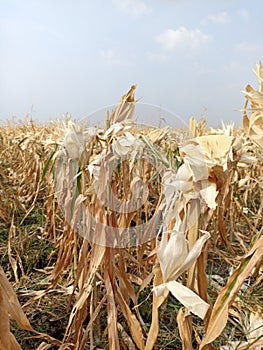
[[0, 0, 262, 127]]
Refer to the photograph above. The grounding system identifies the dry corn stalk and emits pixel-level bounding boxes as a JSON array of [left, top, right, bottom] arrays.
[[243, 63, 263, 149], [51, 80, 263, 349], [1, 67, 261, 349], [52, 86, 170, 348]]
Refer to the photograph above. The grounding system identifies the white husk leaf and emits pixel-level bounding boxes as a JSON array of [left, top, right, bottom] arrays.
[[199, 181, 218, 210], [157, 230, 210, 282], [154, 280, 210, 319]]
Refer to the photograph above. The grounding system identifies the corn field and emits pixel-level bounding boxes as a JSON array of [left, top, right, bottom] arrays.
[[0, 65, 262, 350]]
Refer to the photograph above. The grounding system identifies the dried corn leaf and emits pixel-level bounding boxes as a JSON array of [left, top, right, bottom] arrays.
[[112, 132, 144, 159], [254, 63, 263, 92], [147, 126, 170, 144], [110, 85, 137, 124], [157, 230, 210, 282], [61, 121, 85, 160], [65, 243, 105, 336], [169, 163, 194, 194], [0, 290, 22, 350], [199, 180, 218, 210], [145, 267, 168, 350], [244, 84, 263, 109], [244, 112, 263, 149], [0, 266, 35, 349], [181, 135, 234, 181], [155, 231, 210, 319], [177, 308, 194, 350], [243, 63, 263, 149], [0, 266, 33, 332], [200, 235, 263, 348], [105, 266, 120, 350], [115, 288, 145, 350], [154, 280, 209, 319], [104, 122, 125, 138]]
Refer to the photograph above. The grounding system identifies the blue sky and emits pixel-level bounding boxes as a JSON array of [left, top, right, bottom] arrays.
[[0, 0, 262, 127]]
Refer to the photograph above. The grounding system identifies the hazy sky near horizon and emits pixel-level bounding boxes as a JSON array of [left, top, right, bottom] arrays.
[[1, 0, 262, 127]]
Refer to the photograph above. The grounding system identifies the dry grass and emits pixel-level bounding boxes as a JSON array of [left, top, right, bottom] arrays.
[[0, 67, 262, 350]]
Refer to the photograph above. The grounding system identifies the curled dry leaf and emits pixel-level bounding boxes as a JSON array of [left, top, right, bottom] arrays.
[[243, 112, 263, 149], [0, 266, 35, 349], [254, 63, 263, 92], [115, 288, 145, 350], [0, 266, 33, 331], [199, 180, 218, 210], [177, 308, 194, 350], [154, 230, 210, 319], [154, 280, 210, 319], [109, 85, 137, 124], [243, 62, 263, 149], [111, 132, 144, 159], [104, 122, 125, 139], [180, 134, 234, 182], [145, 267, 168, 350], [147, 126, 170, 144], [244, 84, 263, 109], [60, 121, 85, 160], [157, 230, 211, 282]]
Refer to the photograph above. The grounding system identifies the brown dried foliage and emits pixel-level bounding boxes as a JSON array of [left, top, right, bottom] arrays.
[[0, 66, 262, 349]]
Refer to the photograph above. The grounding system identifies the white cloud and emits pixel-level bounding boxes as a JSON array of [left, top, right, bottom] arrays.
[[202, 11, 230, 24], [156, 27, 212, 51], [237, 9, 250, 20], [112, 0, 151, 16], [235, 42, 261, 53]]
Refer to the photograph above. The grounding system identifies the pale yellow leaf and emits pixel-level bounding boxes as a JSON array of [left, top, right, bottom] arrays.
[[199, 180, 218, 209], [155, 280, 210, 319], [0, 266, 33, 332], [181, 135, 233, 181], [145, 268, 168, 350], [177, 307, 194, 350], [116, 288, 145, 350], [172, 230, 210, 280], [157, 231, 188, 282], [147, 127, 170, 143]]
